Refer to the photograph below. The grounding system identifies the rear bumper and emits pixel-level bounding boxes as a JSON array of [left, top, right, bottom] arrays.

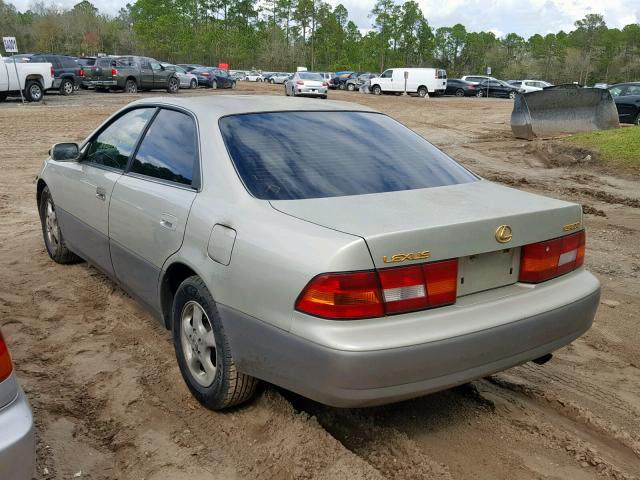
[[0, 385, 35, 480], [222, 270, 600, 407], [295, 87, 327, 96]]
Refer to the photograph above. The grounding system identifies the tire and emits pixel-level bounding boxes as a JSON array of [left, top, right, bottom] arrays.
[[39, 186, 81, 264], [321, 95, 327, 99], [211, 80, 217, 90], [476, 90, 485, 98], [417, 86, 428, 97], [59, 78, 74, 95], [269, 79, 274, 84], [508, 91, 516, 99], [125, 78, 138, 94], [24, 80, 44, 102], [372, 84, 382, 95], [172, 276, 258, 410], [167, 76, 180, 94], [284, 85, 289, 96], [634, 113, 640, 126], [231, 81, 236, 89], [0, 92, 7, 102], [258, 78, 263, 82], [339, 83, 345, 90], [455, 88, 465, 97], [347, 83, 355, 91], [190, 79, 197, 89]]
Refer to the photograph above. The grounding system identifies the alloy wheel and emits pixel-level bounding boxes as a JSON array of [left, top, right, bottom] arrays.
[[180, 301, 217, 387], [45, 199, 60, 250]]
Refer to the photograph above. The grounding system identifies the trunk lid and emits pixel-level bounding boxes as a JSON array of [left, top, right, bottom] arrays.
[[271, 181, 582, 295]]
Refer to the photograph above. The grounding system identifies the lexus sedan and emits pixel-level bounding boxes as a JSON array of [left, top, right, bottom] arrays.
[[36, 96, 600, 409], [191, 67, 236, 89], [444, 78, 477, 97], [162, 63, 198, 89], [476, 79, 519, 98], [284, 72, 328, 98], [0, 329, 35, 480], [609, 82, 640, 125]]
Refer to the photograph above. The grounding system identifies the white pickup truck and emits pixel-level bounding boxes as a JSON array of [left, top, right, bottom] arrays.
[[0, 54, 54, 102]]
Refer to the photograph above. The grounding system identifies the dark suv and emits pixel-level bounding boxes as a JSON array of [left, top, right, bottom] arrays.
[[18, 54, 83, 95]]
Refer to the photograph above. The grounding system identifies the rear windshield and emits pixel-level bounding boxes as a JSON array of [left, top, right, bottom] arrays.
[[299, 72, 322, 81], [219, 111, 477, 200]]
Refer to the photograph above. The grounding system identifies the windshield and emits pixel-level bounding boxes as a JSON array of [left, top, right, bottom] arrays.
[[219, 111, 477, 200]]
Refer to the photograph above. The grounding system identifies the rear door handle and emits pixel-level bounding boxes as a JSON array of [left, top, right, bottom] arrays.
[[96, 186, 106, 201], [160, 213, 178, 231]]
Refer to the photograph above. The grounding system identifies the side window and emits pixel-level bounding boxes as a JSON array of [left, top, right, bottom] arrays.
[[381, 70, 392, 78], [627, 85, 640, 95], [84, 108, 155, 170], [140, 58, 151, 69], [151, 61, 162, 71], [130, 109, 198, 187], [608, 87, 622, 97]]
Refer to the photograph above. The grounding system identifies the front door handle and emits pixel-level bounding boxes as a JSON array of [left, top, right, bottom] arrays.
[[96, 186, 106, 201]]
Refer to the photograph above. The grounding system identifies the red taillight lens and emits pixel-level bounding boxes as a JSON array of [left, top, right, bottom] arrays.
[[0, 331, 13, 383], [519, 231, 585, 283], [50, 66, 55, 77], [296, 259, 458, 319], [296, 80, 304, 85], [295, 272, 384, 320], [201, 72, 211, 76], [111, 68, 118, 76], [79, 68, 85, 77]]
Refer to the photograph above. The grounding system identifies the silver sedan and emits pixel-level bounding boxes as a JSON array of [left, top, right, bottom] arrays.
[[163, 63, 198, 89], [285, 72, 328, 98], [0, 330, 35, 480], [36, 96, 599, 410]]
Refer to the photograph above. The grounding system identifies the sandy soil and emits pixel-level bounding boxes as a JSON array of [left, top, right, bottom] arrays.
[[0, 82, 639, 480]]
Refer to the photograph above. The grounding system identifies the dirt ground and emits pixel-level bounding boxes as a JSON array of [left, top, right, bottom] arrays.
[[1, 82, 639, 480]]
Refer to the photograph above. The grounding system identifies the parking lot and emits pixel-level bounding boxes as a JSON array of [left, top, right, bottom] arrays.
[[1, 82, 639, 479]]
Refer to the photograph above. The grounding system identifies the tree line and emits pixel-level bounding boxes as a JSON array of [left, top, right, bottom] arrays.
[[1, 0, 639, 84]]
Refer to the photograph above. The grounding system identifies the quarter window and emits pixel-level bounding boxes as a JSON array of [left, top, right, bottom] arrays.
[[130, 109, 198, 186], [84, 108, 155, 170]]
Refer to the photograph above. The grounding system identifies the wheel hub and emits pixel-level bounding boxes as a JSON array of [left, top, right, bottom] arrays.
[[181, 301, 217, 387]]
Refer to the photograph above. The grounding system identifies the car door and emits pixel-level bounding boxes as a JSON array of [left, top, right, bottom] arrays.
[[140, 58, 154, 88], [379, 69, 393, 91], [109, 107, 199, 313], [149, 60, 167, 89], [45, 108, 156, 276]]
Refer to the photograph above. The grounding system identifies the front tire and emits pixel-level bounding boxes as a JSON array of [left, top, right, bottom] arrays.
[[634, 112, 640, 126], [59, 78, 74, 96], [24, 80, 44, 102], [167, 76, 180, 94], [39, 186, 81, 264], [508, 91, 516, 99], [372, 84, 382, 95], [173, 276, 258, 410], [455, 88, 465, 97], [476, 90, 485, 97], [347, 83, 355, 91]]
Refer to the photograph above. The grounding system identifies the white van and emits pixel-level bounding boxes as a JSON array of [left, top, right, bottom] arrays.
[[370, 68, 447, 97]]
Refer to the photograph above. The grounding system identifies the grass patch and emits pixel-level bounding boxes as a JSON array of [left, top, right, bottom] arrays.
[[562, 127, 640, 169]]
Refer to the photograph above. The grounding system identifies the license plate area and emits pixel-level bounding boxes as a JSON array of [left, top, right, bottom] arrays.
[[457, 248, 520, 296]]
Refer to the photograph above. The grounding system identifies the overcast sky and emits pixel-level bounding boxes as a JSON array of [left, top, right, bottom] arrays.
[[8, 0, 640, 38]]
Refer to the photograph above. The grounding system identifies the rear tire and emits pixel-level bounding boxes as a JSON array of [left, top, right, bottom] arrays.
[[508, 91, 516, 99], [125, 78, 138, 94], [173, 276, 258, 410], [24, 80, 44, 102], [231, 81, 236, 89], [190, 79, 197, 89], [59, 78, 74, 96], [347, 83, 355, 91], [476, 90, 485, 97], [417, 86, 428, 97], [0, 93, 7, 102], [39, 186, 81, 264], [634, 113, 640, 126], [211, 80, 217, 90]]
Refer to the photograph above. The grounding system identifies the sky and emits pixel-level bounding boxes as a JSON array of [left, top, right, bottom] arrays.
[[8, 0, 640, 38]]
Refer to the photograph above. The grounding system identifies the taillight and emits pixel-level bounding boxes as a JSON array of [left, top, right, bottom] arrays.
[[201, 72, 211, 76], [296, 259, 458, 320], [111, 68, 118, 76], [79, 68, 85, 77], [296, 80, 304, 85], [519, 231, 585, 283], [50, 66, 55, 77], [295, 272, 384, 320], [0, 331, 13, 383]]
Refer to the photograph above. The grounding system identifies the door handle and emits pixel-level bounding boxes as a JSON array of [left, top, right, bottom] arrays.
[[96, 186, 106, 201], [160, 213, 178, 231]]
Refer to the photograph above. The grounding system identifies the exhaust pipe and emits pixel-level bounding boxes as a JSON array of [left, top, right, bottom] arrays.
[[532, 353, 553, 365]]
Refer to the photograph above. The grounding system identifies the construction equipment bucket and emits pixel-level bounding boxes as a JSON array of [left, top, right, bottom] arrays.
[[511, 85, 620, 140]]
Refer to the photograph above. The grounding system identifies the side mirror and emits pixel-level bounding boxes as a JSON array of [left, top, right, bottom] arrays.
[[49, 143, 80, 162]]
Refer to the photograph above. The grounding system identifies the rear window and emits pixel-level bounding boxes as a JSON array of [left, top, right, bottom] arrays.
[[299, 72, 322, 81], [219, 111, 477, 200]]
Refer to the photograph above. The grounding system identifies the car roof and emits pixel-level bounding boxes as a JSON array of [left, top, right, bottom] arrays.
[[128, 95, 377, 119]]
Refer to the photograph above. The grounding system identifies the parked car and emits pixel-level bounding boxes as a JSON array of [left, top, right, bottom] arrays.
[[343, 73, 376, 91], [461, 75, 497, 85], [517, 79, 553, 93], [37, 95, 600, 410], [476, 79, 519, 98], [11, 53, 82, 95], [177, 64, 204, 73], [370, 68, 447, 97], [268, 72, 291, 84], [191, 67, 236, 89], [609, 82, 640, 125], [329, 71, 353, 89], [245, 71, 264, 82], [284, 71, 328, 98], [0, 54, 54, 102], [230, 70, 247, 81], [444, 78, 477, 97], [162, 63, 198, 89], [0, 329, 35, 480], [84, 56, 180, 93]]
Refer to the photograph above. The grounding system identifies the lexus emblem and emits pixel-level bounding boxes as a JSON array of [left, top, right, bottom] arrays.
[[495, 225, 513, 243]]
